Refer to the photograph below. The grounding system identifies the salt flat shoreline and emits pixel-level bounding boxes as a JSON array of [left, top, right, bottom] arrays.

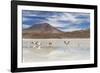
[[22, 38, 90, 48]]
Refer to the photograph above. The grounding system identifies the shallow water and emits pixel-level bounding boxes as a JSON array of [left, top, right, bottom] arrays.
[[22, 39, 90, 62]]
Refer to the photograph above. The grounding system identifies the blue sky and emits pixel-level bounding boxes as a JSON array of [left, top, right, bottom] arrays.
[[22, 10, 90, 32]]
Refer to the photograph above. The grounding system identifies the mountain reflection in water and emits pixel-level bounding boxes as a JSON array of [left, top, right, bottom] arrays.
[[22, 39, 90, 62]]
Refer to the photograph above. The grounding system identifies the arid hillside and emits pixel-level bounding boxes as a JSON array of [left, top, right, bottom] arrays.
[[22, 23, 90, 38]]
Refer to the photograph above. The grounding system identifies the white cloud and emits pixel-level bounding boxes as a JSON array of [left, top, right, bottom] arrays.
[[23, 24, 31, 29], [58, 27, 83, 32], [22, 17, 32, 22], [23, 13, 40, 17], [63, 13, 77, 22], [44, 13, 76, 28], [45, 12, 89, 28]]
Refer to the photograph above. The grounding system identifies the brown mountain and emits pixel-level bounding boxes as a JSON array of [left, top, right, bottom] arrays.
[[23, 23, 62, 33], [23, 23, 90, 38]]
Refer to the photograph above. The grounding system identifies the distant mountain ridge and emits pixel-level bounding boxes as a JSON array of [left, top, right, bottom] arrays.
[[23, 23, 62, 33], [23, 23, 90, 38]]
